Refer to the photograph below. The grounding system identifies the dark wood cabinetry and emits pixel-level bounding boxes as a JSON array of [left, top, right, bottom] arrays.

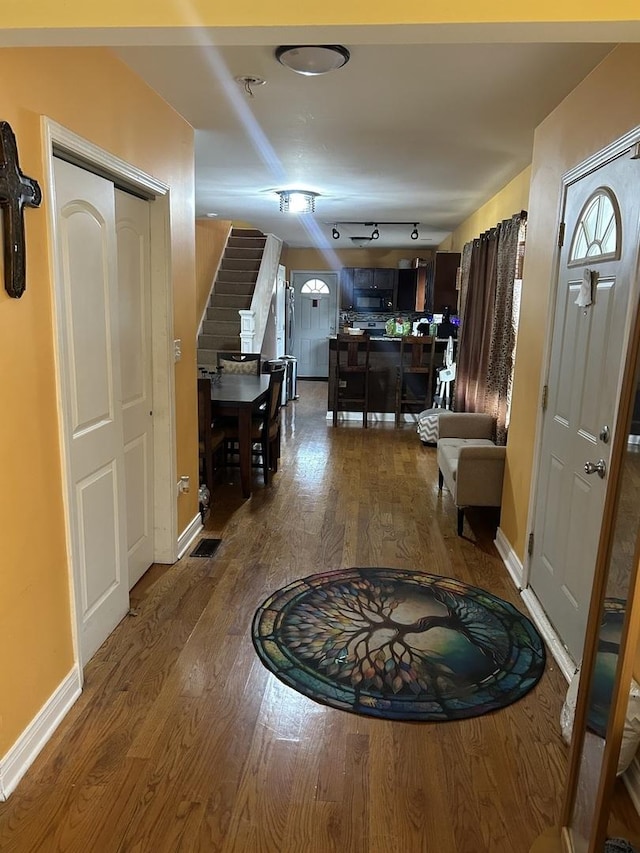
[[340, 267, 398, 310], [423, 252, 461, 314], [396, 269, 419, 312]]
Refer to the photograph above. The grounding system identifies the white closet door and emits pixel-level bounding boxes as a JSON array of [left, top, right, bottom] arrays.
[[53, 158, 129, 665], [115, 190, 154, 589]]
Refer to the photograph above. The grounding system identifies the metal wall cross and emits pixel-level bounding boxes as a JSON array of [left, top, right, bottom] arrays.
[[0, 121, 42, 298]]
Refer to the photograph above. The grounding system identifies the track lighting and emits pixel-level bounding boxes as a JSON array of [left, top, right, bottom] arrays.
[[328, 221, 421, 241]]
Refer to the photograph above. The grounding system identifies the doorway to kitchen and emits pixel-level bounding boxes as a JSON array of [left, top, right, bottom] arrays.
[[291, 271, 338, 378]]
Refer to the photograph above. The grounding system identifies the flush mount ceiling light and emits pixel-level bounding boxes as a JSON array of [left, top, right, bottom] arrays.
[[277, 190, 318, 214], [275, 45, 350, 76]]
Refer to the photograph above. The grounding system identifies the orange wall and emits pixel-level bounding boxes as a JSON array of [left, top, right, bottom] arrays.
[[502, 44, 640, 561], [0, 47, 195, 755], [2, 1, 638, 27], [441, 167, 531, 253], [281, 247, 432, 274], [195, 219, 232, 323]]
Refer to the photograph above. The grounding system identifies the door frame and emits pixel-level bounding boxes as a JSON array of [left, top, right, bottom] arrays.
[[42, 118, 177, 669], [521, 124, 640, 669]]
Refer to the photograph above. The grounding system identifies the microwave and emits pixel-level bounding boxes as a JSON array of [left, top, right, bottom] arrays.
[[354, 290, 394, 311]]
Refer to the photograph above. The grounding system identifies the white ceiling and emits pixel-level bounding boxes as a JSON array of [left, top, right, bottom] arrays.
[[0, 23, 617, 249], [112, 38, 612, 249]]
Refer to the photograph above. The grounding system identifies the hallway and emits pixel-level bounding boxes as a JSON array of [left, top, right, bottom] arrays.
[[0, 381, 632, 851]]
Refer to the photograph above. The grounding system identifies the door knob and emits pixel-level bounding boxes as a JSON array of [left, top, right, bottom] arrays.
[[584, 459, 606, 478]]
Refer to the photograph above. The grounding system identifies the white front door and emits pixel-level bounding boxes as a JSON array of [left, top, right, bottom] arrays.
[[53, 158, 129, 665], [529, 152, 640, 661], [291, 271, 338, 377], [115, 190, 154, 589]]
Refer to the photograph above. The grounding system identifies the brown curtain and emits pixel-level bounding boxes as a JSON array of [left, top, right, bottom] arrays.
[[454, 211, 527, 445], [485, 215, 524, 444], [455, 228, 499, 414]]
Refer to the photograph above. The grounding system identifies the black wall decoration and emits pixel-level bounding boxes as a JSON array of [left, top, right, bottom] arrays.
[[0, 121, 42, 298]]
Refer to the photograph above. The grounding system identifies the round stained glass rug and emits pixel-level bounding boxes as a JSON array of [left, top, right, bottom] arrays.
[[252, 568, 546, 721]]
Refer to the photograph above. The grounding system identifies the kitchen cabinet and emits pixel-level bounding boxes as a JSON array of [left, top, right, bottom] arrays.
[[424, 252, 461, 314], [340, 267, 398, 310], [396, 269, 419, 312]]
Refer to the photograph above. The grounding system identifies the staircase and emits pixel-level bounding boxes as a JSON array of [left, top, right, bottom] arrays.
[[197, 227, 267, 367]]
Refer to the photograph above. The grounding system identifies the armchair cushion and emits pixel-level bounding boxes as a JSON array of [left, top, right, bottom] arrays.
[[436, 414, 506, 535]]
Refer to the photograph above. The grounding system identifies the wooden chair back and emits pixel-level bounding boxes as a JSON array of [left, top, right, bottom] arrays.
[[400, 335, 436, 374], [336, 333, 370, 372]]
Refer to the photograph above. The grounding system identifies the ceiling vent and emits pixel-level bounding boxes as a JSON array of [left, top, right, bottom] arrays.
[[350, 236, 373, 247]]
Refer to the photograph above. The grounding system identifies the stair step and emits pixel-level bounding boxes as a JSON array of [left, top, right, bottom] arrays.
[[216, 269, 258, 284], [231, 228, 264, 238], [204, 307, 239, 324], [200, 320, 239, 338], [209, 294, 252, 310], [220, 255, 262, 272], [227, 237, 267, 250], [214, 281, 255, 296], [198, 332, 242, 350]]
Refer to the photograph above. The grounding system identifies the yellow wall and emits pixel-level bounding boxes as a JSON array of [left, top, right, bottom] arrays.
[[441, 167, 532, 253], [502, 44, 640, 560], [195, 219, 232, 323], [2, 1, 638, 27], [0, 47, 195, 755], [281, 247, 431, 274]]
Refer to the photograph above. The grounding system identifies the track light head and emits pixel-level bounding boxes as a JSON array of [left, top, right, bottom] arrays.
[[332, 226, 340, 239], [411, 224, 419, 240], [371, 226, 379, 240]]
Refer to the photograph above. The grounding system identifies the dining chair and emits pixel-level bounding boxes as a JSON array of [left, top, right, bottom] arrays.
[[222, 364, 286, 485], [395, 335, 436, 427], [333, 332, 371, 428], [197, 377, 225, 491], [216, 351, 262, 375]]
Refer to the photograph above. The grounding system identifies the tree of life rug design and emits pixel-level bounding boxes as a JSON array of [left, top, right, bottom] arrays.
[[252, 568, 546, 721]]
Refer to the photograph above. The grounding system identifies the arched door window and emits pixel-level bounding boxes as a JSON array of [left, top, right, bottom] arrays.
[[569, 188, 620, 264], [300, 278, 330, 295]]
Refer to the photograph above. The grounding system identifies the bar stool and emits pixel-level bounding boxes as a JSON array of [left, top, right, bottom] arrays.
[[395, 335, 436, 427], [333, 332, 371, 428]]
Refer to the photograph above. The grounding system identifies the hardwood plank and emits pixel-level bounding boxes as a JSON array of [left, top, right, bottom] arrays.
[[2, 380, 637, 852]]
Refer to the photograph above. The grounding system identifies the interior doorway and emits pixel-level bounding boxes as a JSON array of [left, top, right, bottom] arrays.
[[44, 119, 176, 669]]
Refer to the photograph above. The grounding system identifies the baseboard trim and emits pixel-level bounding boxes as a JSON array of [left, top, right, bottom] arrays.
[[520, 588, 576, 683], [325, 411, 406, 423], [0, 665, 82, 800], [494, 527, 524, 590], [177, 512, 203, 559]]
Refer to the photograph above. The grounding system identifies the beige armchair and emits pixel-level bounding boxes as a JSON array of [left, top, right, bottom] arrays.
[[436, 413, 506, 536]]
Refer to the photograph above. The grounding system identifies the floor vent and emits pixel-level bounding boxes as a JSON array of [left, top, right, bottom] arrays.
[[190, 538, 222, 558]]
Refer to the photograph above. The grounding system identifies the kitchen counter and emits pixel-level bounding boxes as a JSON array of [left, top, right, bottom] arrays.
[[328, 336, 455, 418]]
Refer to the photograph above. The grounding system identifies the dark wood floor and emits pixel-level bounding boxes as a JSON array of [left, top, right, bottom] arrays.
[[0, 381, 637, 852]]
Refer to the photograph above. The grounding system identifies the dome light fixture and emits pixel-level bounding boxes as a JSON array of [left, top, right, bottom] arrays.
[[277, 190, 318, 214], [332, 226, 340, 239], [371, 225, 380, 240], [275, 45, 350, 76], [411, 224, 419, 240]]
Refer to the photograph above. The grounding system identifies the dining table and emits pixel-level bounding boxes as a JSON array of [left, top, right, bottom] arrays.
[[210, 373, 270, 498]]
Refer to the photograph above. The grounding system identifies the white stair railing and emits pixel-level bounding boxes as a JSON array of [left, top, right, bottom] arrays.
[[239, 233, 283, 353]]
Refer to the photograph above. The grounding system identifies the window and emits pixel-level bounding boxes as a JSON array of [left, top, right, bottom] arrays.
[[569, 189, 619, 264], [300, 278, 330, 295]]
